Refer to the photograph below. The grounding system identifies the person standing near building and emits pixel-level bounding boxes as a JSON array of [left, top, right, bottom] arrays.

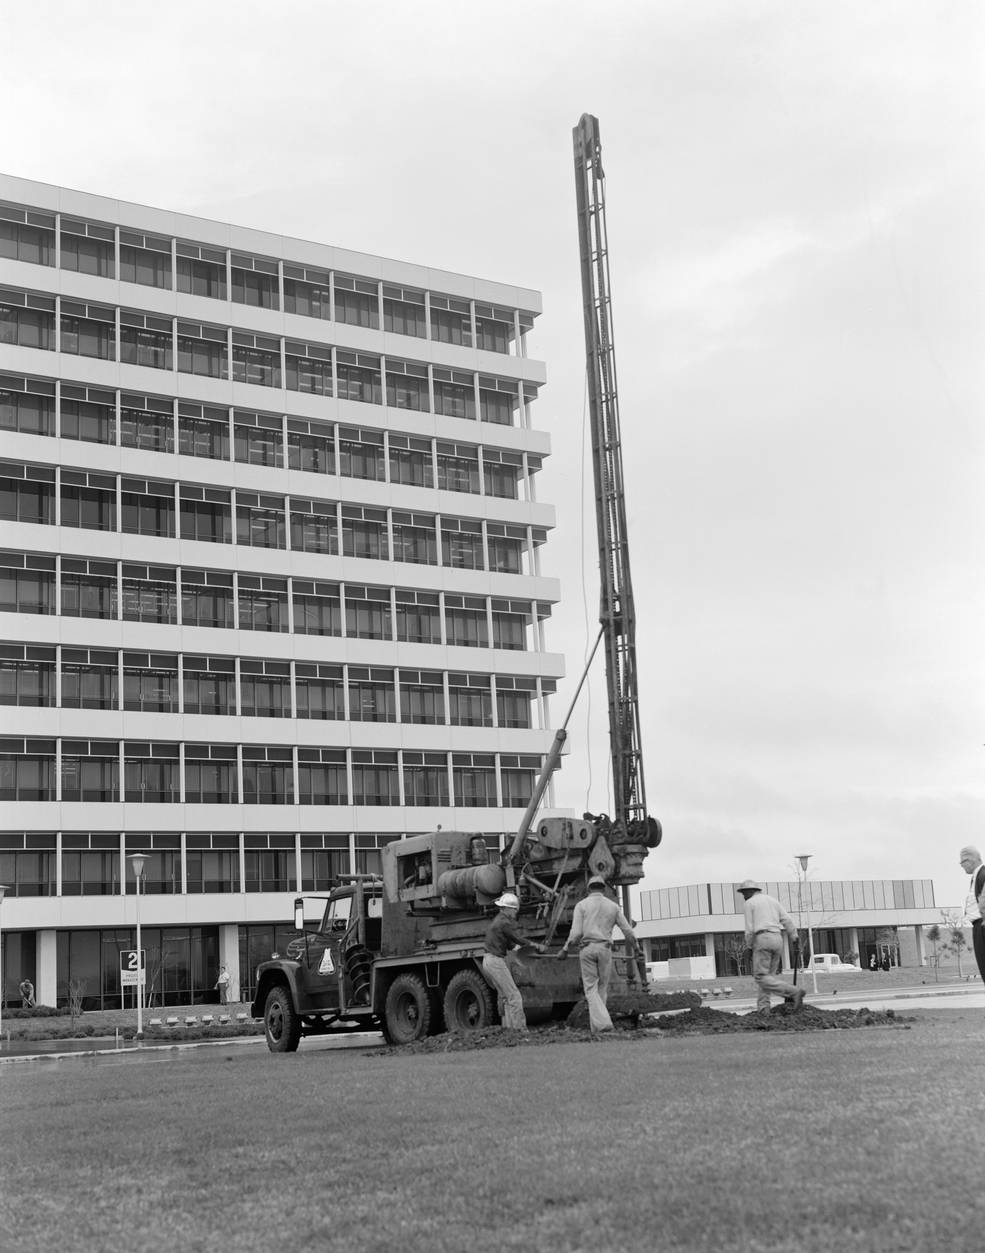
[[482, 892, 545, 1031], [737, 879, 805, 1012], [959, 845, 985, 987], [215, 964, 231, 1005], [558, 875, 639, 1035]]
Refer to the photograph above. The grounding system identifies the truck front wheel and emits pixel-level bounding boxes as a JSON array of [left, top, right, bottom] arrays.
[[383, 973, 432, 1045], [264, 985, 301, 1053], [443, 969, 495, 1032]]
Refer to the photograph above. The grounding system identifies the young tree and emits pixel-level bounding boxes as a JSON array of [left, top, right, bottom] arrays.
[[940, 911, 969, 978], [724, 935, 748, 976], [925, 924, 942, 982], [67, 978, 87, 1024]]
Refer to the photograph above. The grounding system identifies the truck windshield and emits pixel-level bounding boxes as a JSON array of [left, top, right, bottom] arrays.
[[325, 895, 352, 928]]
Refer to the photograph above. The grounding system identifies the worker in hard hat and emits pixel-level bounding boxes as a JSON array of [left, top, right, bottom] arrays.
[[482, 892, 545, 1031], [737, 879, 804, 1012], [558, 875, 639, 1035]]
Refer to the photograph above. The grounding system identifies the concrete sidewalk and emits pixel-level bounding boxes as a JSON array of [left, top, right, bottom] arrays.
[[707, 981, 985, 1015]]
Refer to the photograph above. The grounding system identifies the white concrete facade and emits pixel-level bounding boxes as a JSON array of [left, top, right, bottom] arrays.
[[0, 174, 562, 1008]]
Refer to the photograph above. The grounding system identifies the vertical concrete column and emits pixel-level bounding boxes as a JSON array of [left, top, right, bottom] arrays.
[[37, 930, 58, 1007], [219, 922, 241, 1005], [913, 924, 926, 967]]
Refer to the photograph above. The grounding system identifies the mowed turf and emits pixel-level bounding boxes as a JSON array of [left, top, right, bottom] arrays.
[[0, 1013, 980, 1253]]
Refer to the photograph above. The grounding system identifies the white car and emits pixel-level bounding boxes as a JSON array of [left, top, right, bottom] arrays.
[[805, 953, 862, 974]]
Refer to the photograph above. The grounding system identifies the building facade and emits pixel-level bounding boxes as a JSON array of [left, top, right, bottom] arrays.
[[636, 879, 940, 978], [0, 174, 561, 1010]]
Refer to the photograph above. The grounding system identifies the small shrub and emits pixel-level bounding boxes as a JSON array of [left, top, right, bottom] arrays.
[[17, 1024, 98, 1042], [2, 1005, 69, 1019]]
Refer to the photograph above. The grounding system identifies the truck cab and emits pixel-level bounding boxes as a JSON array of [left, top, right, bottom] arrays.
[[252, 876, 383, 1050]]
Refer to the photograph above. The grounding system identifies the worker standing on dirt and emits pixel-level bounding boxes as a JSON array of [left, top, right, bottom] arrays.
[[482, 892, 544, 1031], [737, 879, 805, 1013], [958, 845, 985, 988], [559, 875, 639, 1035]]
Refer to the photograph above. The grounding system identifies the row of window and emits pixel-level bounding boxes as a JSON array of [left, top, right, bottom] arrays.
[[637, 879, 936, 921], [0, 460, 546, 574], [1, 200, 532, 354], [0, 739, 543, 808], [0, 831, 400, 897], [0, 549, 548, 648], [1, 373, 539, 494], [1, 287, 536, 425], [0, 827, 489, 899], [0, 643, 549, 727]]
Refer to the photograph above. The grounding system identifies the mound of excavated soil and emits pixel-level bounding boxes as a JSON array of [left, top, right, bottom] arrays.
[[649, 1004, 910, 1034], [369, 1003, 911, 1055]]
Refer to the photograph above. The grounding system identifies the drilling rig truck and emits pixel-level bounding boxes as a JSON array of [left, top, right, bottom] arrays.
[[252, 115, 665, 1051]]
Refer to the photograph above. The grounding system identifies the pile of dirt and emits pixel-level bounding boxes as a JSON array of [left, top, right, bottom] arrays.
[[649, 1004, 911, 1034], [368, 1003, 911, 1054]]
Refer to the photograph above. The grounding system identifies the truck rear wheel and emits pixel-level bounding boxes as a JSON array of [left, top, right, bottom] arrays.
[[383, 973, 432, 1045], [443, 969, 495, 1032], [264, 984, 301, 1052]]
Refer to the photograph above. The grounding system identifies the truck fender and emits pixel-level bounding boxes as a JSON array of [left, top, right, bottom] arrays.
[[250, 961, 305, 1020]]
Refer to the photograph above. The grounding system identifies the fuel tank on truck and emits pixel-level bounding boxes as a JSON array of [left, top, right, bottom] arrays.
[[436, 862, 506, 908]]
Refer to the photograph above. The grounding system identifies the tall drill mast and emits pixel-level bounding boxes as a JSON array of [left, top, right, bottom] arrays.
[[573, 114, 660, 873]]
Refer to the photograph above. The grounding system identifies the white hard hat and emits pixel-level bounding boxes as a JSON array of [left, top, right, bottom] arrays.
[[494, 892, 520, 909]]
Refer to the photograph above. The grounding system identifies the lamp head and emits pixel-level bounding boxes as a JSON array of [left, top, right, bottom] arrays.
[[129, 852, 149, 879], [795, 854, 812, 872]]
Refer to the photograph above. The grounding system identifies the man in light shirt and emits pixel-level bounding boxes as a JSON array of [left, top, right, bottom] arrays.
[[737, 879, 805, 1013], [559, 875, 639, 1035], [958, 845, 985, 988]]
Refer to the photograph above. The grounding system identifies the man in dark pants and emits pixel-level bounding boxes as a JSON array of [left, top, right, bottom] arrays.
[[958, 845, 985, 987]]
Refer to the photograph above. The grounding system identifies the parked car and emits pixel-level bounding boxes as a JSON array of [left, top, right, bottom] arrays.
[[805, 953, 862, 974]]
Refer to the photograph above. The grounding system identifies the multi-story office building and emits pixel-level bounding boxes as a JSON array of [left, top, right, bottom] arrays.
[[0, 173, 560, 1010]]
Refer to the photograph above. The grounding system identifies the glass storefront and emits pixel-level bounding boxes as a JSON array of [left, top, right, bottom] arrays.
[[56, 925, 220, 1010]]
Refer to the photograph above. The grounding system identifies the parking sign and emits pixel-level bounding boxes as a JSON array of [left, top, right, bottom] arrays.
[[120, 948, 146, 987]]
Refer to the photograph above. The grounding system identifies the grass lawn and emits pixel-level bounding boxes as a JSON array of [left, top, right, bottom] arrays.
[[0, 1009, 980, 1253]]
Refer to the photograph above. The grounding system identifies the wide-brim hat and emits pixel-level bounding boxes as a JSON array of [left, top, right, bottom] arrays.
[[737, 879, 763, 894]]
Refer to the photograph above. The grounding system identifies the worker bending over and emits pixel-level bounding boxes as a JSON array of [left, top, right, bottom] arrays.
[[482, 892, 545, 1031], [560, 875, 638, 1035]]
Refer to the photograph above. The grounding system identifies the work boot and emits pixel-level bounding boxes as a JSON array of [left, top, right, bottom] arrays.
[[791, 988, 806, 1012]]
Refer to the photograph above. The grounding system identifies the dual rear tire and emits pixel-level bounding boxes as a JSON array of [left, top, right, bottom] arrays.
[[382, 968, 497, 1044]]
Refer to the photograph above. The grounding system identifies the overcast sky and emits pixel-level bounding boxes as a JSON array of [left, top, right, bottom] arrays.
[[5, 1, 983, 909]]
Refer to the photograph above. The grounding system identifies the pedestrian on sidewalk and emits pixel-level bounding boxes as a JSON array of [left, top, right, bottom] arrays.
[[958, 845, 985, 988], [559, 875, 639, 1035], [737, 880, 805, 1013]]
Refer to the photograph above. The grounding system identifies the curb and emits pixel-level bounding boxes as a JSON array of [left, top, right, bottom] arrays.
[[0, 1034, 269, 1065]]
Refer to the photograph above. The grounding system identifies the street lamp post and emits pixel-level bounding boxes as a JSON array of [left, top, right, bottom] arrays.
[[796, 854, 819, 995], [0, 884, 8, 1043], [129, 853, 148, 1041]]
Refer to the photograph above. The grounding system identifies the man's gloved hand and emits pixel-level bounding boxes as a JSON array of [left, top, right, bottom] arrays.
[[558, 946, 570, 959]]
